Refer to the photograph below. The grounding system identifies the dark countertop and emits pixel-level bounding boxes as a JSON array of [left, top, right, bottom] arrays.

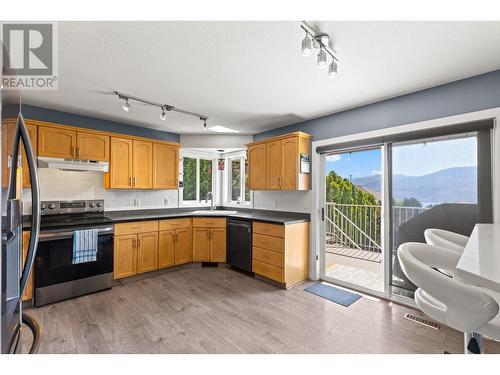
[[105, 206, 310, 225]]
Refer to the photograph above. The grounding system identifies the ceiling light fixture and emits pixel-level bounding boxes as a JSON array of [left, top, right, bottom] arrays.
[[160, 106, 167, 120], [300, 22, 339, 78], [115, 91, 210, 130], [301, 32, 311, 56]]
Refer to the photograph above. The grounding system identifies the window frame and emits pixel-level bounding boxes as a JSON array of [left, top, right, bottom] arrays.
[[180, 149, 217, 207], [224, 150, 251, 206]]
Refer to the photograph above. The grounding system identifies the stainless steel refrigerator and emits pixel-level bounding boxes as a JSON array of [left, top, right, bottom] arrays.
[[0, 102, 42, 353]]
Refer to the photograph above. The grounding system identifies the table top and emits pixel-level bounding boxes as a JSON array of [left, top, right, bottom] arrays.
[[457, 223, 500, 292]]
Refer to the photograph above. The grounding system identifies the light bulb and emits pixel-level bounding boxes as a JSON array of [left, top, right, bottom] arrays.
[[301, 34, 311, 56], [160, 108, 167, 120], [122, 98, 131, 112], [317, 48, 327, 68], [329, 60, 338, 77], [203, 120, 208, 130]]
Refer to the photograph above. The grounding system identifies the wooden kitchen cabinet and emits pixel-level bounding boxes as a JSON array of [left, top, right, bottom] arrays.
[[38, 125, 77, 159], [252, 221, 309, 288], [22, 231, 34, 301], [133, 140, 153, 189], [153, 143, 178, 189], [247, 143, 267, 190], [174, 227, 192, 265], [2, 120, 37, 188], [114, 234, 137, 279], [266, 140, 282, 190], [137, 231, 158, 273], [77, 131, 109, 161], [192, 218, 227, 262], [159, 219, 192, 267], [246, 132, 311, 191], [158, 230, 175, 268], [109, 137, 133, 188]]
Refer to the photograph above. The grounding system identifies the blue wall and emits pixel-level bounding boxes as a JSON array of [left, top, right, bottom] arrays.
[[3, 104, 180, 142], [254, 69, 500, 142]]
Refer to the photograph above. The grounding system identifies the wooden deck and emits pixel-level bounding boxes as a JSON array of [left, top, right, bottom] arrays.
[[326, 243, 382, 263]]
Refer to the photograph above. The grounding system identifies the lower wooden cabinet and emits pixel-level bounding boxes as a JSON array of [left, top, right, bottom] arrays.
[[252, 221, 309, 288], [114, 221, 159, 279], [22, 231, 34, 301], [137, 232, 158, 273], [114, 234, 138, 279], [159, 220, 192, 268], [192, 218, 227, 262]]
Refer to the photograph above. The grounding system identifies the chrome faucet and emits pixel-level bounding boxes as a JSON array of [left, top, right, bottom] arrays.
[[205, 191, 215, 210]]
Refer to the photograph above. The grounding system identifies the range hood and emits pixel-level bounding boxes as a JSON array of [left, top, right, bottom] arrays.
[[37, 157, 109, 172]]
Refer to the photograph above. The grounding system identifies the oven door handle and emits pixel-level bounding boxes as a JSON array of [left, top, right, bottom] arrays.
[[8, 112, 41, 299], [38, 226, 115, 241]]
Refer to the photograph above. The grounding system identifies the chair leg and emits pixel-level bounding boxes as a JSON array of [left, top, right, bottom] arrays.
[[464, 332, 484, 354]]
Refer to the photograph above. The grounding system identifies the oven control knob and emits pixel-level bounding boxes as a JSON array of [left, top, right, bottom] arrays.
[[89, 202, 95, 208], [48, 203, 56, 209], [41, 203, 46, 209], [96, 202, 103, 207]]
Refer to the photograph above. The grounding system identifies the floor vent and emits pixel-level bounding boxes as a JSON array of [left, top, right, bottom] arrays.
[[404, 313, 441, 330]]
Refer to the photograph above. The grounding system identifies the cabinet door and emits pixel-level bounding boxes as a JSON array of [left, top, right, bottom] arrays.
[[77, 131, 110, 161], [210, 228, 227, 262], [38, 126, 76, 158], [153, 143, 178, 189], [133, 140, 153, 189], [192, 227, 210, 262], [21, 123, 37, 188], [248, 144, 267, 190], [114, 234, 137, 279], [137, 232, 159, 274], [175, 227, 192, 265], [22, 231, 33, 301], [110, 137, 133, 188], [281, 137, 298, 190], [158, 230, 175, 269], [266, 140, 282, 190]]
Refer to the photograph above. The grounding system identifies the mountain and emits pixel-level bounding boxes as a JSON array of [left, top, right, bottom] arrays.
[[351, 167, 477, 206]]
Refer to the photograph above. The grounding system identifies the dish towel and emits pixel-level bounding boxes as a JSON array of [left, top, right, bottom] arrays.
[[72, 229, 99, 264]]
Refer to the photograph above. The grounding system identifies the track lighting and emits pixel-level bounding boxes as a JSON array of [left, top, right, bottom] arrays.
[[317, 48, 327, 68], [121, 98, 131, 112], [301, 33, 311, 56], [299, 22, 339, 78], [329, 60, 338, 77], [160, 107, 167, 120], [115, 92, 209, 129]]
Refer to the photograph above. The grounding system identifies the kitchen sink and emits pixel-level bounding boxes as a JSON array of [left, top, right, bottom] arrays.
[[192, 210, 238, 216]]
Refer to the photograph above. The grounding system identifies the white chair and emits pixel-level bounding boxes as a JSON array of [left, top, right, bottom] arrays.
[[398, 242, 500, 353], [424, 228, 469, 255]]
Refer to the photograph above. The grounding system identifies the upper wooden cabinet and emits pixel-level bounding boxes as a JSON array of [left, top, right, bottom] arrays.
[[77, 131, 109, 161], [153, 143, 178, 189], [247, 132, 311, 191], [38, 126, 77, 159], [133, 140, 153, 189], [247, 143, 267, 190], [109, 137, 133, 189]]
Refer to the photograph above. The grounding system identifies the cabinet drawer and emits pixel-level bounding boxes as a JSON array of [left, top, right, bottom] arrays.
[[159, 218, 191, 231], [253, 233, 284, 253], [192, 217, 226, 228], [252, 259, 284, 283], [253, 246, 284, 268], [253, 221, 284, 238], [115, 220, 159, 235]]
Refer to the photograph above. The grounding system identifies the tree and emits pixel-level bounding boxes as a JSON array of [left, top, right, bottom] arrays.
[[326, 170, 378, 205], [402, 197, 422, 207]]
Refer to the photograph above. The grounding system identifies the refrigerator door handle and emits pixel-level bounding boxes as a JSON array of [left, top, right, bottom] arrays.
[[8, 113, 41, 297]]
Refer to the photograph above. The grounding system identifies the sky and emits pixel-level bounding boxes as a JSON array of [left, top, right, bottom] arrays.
[[326, 136, 477, 179]]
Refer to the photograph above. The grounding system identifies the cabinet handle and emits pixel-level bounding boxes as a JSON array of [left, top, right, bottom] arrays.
[[71, 146, 75, 158], [137, 238, 140, 248], [175, 233, 178, 242], [76, 147, 80, 159], [129, 177, 132, 186], [133, 177, 136, 187], [133, 238, 136, 248]]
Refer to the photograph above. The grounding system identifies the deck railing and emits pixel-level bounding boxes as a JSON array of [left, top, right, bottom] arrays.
[[325, 203, 428, 254]]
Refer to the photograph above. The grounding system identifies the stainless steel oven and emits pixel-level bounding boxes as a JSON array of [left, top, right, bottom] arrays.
[[33, 200, 114, 307]]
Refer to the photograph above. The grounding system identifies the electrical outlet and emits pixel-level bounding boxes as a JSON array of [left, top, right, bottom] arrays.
[[164, 197, 168, 206]]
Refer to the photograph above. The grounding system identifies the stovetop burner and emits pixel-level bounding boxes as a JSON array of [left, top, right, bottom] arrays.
[[40, 199, 113, 230]]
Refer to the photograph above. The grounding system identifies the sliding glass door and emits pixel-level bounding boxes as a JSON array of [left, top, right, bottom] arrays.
[[319, 126, 491, 301], [390, 134, 479, 298], [322, 147, 385, 293]]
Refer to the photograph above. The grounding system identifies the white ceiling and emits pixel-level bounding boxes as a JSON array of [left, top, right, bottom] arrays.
[[5, 21, 500, 135]]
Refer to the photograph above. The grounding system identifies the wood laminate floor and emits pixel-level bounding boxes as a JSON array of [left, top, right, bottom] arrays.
[[20, 266, 500, 354]]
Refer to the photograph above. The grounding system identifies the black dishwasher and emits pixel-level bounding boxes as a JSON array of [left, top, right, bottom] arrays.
[[227, 218, 252, 273]]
